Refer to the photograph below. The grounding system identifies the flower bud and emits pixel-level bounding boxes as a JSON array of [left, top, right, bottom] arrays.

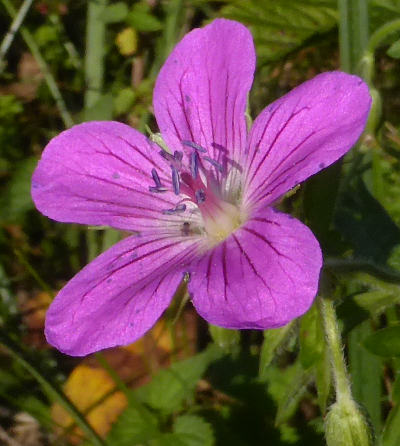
[[324, 400, 372, 446]]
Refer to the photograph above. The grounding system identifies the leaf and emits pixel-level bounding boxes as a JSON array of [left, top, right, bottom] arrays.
[[219, 0, 337, 64], [208, 325, 240, 353], [0, 156, 38, 223], [259, 323, 293, 379], [52, 365, 128, 442], [82, 94, 114, 121], [100, 2, 129, 23], [153, 415, 214, 446], [381, 404, 400, 446], [387, 39, 400, 58], [299, 303, 324, 369], [335, 179, 400, 264], [363, 325, 400, 357], [134, 345, 223, 413], [126, 8, 162, 32], [106, 394, 159, 446]]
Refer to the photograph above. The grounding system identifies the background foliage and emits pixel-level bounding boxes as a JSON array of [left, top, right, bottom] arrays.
[[1, 0, 400, 445]]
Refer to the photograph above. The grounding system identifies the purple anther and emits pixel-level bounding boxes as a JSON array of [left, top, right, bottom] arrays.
[[159, 150, 174, 162], [171, 165, 180, 195], [182, 140, 207, 153], [203, 156, 223, 172], [190, 151, 199, 179], [149, 186, 168, 193], [195, 189, 206, 204], [151, 168, 161, 187], [162, 204, 186, 215], [211, 142, 228, 152], [174, 150, 183, 161]]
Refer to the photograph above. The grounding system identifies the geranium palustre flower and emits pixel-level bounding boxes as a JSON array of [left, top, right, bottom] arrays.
[[32, 19, 371, 356]]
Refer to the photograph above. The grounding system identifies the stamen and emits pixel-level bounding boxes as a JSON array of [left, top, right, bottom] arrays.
[[171, 165, 180, 195], [174, 150, 183, 161], [151, 168, 161, 187], [162, 204, 186, 215], [159, 150, 174, 162], [190, 152, 199, 179], [182, 140, 207, 153], [203, 156, 223, 172], [149, 186, 168, 193], [211, 142, 227, 152], [195, 189, 206, 204]]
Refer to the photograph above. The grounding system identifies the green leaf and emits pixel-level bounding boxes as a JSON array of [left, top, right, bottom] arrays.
[[99, 2, 129, 23], [381, 404, 400, 446], [363, 325, 400, 357], [387, 39, 400, 57], [219, 0, 337, 64], [299, 303, 324, 369], [82, 94, 114, 121], [134, 345, 223, 413], [127, 8, 162, 32], [335, 179, 400, 264], [107, 394, 160, 445], [259, 323, 293, 379], [209, 324, 240, 353], [0, 156, 38, 223], [153, 415, 214, 446]]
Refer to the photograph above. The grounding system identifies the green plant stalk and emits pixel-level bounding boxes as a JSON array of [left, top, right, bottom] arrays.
[[319, 297, 353, 404], [84, 0, 110, 260], [338, 0, 369, 74], [1, 0, 74, 128], [0, 331, 107, 446], [84, 0, 107, 109], [0, 0, 34, 73]]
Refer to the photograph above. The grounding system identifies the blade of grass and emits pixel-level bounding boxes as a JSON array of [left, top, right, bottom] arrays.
[[1, 0, 74, 128], [0, 331, 107, 446]]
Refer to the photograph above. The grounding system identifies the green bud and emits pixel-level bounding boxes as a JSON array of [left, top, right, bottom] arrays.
[[325, 400, 372, 446], [209, 324, 240, 353], [365, 88, 382, 135]]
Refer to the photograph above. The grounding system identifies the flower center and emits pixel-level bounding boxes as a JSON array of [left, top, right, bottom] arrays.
[[149, 140, 245, 244]]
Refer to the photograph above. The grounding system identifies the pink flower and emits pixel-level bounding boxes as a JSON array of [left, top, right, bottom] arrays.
[[32, 19, 371, 356]]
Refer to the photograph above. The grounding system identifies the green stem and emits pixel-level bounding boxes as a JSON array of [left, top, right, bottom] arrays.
[[319, 296, 353, 404], [0, 331, 107, 446], [1, 0, 74, 128], [85, 0, 107, 108], [338, 0, 369, 74], [0, 0, 34, 73]]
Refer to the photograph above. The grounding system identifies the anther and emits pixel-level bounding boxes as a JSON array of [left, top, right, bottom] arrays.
[[151, 168, 161, 188], [203, 156, 223, 172], [211, 142, 227, 152], [171, 165, 180, 195], [174, 150, 183, 161], [149, 186, 168, 193], [190, 151, 199, 179], [162, 204, 186, 215], [159, 150, 174, 162], [195, 189, 206, 204], [182, 140, 207, 153]]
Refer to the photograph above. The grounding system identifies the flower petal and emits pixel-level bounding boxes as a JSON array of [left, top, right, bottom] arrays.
[[32, 121, 181, 232], [154, 18, 255, 163], [45, 233, 202, 356], [244, 72, 371, 208], [187, 208, 322, 329]]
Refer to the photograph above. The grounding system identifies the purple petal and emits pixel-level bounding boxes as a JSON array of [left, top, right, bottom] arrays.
[[187, 208, 322, 329], [153, 19, 255, 163], [244, 72, 371, 208], [45, 233, 202, 356], [32, 121, 179, 232]]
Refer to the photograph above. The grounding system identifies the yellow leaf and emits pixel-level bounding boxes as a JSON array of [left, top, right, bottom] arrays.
[[115, 27, 137, 56], [52, 365, 127, 443]]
